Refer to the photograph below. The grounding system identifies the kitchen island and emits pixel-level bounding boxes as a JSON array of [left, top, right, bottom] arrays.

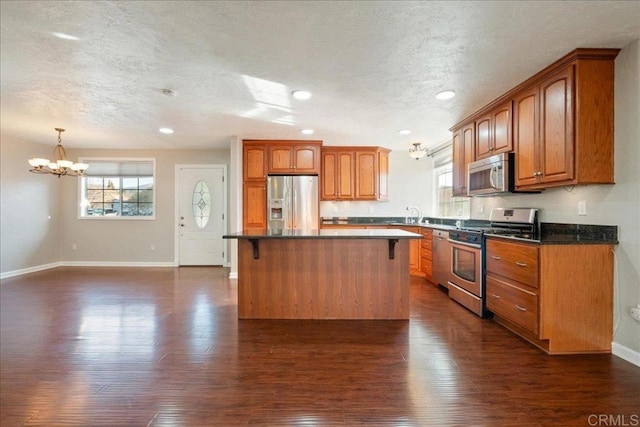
[[223, 229, 422, 320]]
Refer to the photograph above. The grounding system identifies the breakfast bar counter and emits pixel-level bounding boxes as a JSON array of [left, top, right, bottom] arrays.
[[224, 229, 422, 320]]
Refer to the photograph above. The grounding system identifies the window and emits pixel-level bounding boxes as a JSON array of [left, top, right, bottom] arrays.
[[432, 144, 470, 218], [79, 158, 155, 219]]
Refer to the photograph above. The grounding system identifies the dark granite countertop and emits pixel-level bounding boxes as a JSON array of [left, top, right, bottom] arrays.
[[486, 223, 618, 245], [223, 229, 422, 239], [320, 216, 487, 230], [320, 217, 618, 245], [539, 223, 618, 244]]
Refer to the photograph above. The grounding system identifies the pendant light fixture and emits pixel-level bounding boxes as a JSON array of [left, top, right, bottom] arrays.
[[28, 128, 89, 177], [408, 142, 428, 160]]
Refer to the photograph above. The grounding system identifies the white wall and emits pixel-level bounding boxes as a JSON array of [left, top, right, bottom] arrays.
[[319, 150, 435, 218], [0, 135, 62, 275], [58, 148, 230, 264]]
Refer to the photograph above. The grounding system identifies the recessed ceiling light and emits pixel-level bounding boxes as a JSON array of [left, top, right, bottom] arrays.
[[292, 90, 312, 100], [436, 90, 456, 100], [301, 129, 314, 135], [159, 128, 174, 134], [398, 129, 412, 135], [51, 32, 79, 41]]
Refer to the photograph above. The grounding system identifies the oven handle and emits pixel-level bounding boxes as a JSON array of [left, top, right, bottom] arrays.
[[447, 238, 481, 249]]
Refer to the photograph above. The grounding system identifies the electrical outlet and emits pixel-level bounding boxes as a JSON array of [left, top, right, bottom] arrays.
[[72, 243, 77, 250], [631, 305, 640, 322], [368, 206, 374, 213], [478, 205, 484, 214], [332, 206, 338, 213], [578, 200, 587, 216], [150, 244, 155, 251]]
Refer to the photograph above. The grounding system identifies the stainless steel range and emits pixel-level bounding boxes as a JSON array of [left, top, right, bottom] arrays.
[[448, 228, 486, 317], [447, 208, 539, 317]]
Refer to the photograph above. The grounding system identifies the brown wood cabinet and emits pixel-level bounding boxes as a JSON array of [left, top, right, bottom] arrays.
[[321, 149, 355, 200], [267, 141, 322, 174], [451, 48, 618, 192], [243, 144, 267, 181], [486, 237, 614, 354], [400, 226, 423, 277], [242, 182, 267, 230], [420, 228, 433, 282], [321, 146, 389, 201], [475, 101, 513, 160], [452, 122, 474, 197], [514, 66, 576, 188], [513, 85, 539, 188], [242, 142, 268, 229]]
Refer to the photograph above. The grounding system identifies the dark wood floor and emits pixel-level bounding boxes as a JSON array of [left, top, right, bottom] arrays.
[[1, 267, 638, 426]]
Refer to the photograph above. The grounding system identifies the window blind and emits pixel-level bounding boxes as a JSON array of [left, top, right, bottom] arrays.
[[82, 159, 154, 177]]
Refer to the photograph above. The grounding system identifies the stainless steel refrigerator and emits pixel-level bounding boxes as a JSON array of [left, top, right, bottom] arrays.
[[267, 175, 319, 231]]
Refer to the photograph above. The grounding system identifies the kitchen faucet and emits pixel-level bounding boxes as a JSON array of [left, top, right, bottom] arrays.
[[405, 206, 422, 224]]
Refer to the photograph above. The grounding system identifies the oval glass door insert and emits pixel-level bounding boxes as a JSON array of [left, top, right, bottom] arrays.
[[192, 180, 211, 229]]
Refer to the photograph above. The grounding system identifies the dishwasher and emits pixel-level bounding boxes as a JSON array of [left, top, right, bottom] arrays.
[[432, 229, 452, 288]]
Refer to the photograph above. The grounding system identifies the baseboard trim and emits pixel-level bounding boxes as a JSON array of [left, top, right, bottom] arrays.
[[229, 271, 238, 279], [612, 342, 640, 367], [0, 262, 63, 280], [62, 261, 177, 268], [1, 261, 179, 279]]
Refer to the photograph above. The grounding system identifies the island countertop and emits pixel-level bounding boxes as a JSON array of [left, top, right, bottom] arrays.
[[223, 229, 422, 239]]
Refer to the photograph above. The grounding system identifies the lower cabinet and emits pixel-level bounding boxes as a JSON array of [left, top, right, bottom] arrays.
[[399, 226, 424, 278], [486, 238, 614, 354], [420, 228, 433, 282], [242, 182, 266, 229]]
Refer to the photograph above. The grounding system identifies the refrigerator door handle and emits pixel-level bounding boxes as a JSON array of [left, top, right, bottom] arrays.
[[293, 188, 298, 229]]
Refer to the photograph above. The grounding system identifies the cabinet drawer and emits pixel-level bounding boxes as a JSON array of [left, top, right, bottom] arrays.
[[486, 239, 539, 288], [486, 276, 539, 335]]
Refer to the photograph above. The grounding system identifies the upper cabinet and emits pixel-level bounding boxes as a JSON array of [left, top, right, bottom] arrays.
[[514, 51, 617, 190], [452, 121, 475, 197], [321, 146, 390, 201], [474, 101, 512, 160], [243, 143, 267, 181], [321, 149, 355, 200], [267, 141, 322, 174], [355, 148, 390, 201], [451, 48, 619, 192]]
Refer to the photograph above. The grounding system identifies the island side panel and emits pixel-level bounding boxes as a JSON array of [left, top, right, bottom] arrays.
[[237, 238, 410, 319]]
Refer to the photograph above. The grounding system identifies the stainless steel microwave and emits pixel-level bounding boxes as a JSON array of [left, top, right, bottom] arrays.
[[467, 152, 514, 196]]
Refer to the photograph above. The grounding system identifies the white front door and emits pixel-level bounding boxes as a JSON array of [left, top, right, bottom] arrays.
[[176, 165, 227, 266]]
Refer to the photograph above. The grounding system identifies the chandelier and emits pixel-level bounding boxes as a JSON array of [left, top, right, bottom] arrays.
[[28, 128, 89, 177], [408, 142, 428, 160]]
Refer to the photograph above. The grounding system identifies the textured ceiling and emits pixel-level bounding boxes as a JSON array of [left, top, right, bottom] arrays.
[[1, 1, 639, 151]]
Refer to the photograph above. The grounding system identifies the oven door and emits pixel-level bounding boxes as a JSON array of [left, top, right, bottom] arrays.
[[448, 241, 482, 297]]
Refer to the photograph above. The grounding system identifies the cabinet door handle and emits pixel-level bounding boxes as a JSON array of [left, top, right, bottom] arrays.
[[515, 261, 527, 267], [491, 293, 501, 299], [492, 255, 501, 260], [515, 304, 527, 312]]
